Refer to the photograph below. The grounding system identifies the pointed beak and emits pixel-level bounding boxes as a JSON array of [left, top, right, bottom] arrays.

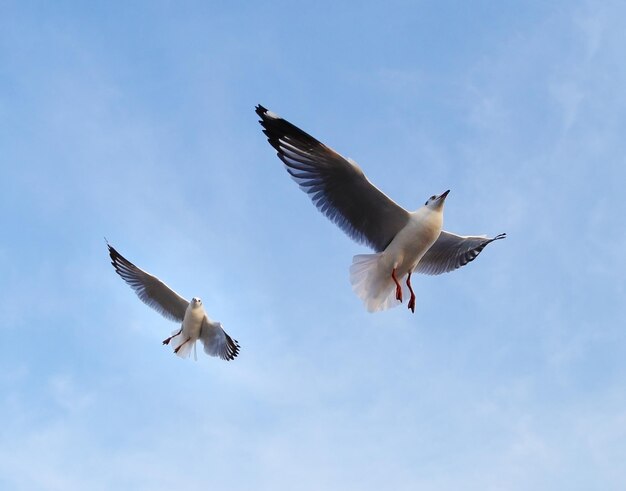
[[438, 189, 450, 202]]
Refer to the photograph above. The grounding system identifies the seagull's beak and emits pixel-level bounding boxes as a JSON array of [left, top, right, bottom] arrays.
[[437, 190, 450, 202]]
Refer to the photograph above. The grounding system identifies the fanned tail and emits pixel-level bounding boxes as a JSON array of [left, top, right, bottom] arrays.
[[349, 254, 405, 312], [171, 335, 196, 359]]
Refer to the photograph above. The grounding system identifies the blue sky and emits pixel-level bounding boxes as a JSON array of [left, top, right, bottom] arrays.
[[1, 1, 625, 489]]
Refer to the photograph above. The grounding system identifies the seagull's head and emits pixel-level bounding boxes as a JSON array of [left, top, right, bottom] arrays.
[[424, 190, 450, 210], [191, 297, 203, 307]]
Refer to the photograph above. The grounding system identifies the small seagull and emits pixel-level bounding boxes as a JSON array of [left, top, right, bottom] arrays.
[[256, 105, 506, 313], [107, 243, 240, 360]]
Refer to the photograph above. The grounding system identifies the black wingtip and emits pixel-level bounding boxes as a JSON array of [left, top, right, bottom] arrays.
[[494, 232, 507, 241], [255, 104, 268, 118], [231, 339, 241, 361], [107, 242, 119, 260], [107, 243, 132, 274], [225, 337, 241, 361]]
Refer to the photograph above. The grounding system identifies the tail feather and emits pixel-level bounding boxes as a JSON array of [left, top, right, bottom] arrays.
[[171, 335, 196, 359], [350, 254, 405, 312]]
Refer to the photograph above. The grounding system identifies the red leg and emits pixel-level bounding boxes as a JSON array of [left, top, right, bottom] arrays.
[[406, 271, 416, 313], [391, 268, 403, 303], [174, 337, 191, 354], [163, 327, 183, 345]]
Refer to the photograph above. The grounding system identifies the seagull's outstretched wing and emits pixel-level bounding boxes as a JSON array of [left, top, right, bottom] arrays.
[[415, 231, 506, 275], [200, 317, 240, 361], [256, 105, 410, 252], [108, 244, 189, 322]]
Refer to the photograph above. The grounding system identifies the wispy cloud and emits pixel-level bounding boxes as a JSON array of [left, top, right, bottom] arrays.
[[1, 1, 626, 489]]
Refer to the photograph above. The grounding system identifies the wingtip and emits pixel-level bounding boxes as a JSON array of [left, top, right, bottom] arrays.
[[104, 237, 115, 255], [231, 339, 241, 361], [255, 104, 281, 121], [107, 243, 128, 272], [494, 232, 507, 240], [226, 338, 241, 361], [107, 242, 118, 258]]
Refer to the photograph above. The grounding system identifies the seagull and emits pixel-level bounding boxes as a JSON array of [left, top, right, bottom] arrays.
[[107, 243, 240, 360], [256, 105, 506, 313]]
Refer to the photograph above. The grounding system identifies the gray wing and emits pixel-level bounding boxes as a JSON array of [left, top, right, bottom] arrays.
[[108, 243, 189, 322], [200, 317, 240, 361], [415, 231, 506, 275], [256, 105, 410, 252]]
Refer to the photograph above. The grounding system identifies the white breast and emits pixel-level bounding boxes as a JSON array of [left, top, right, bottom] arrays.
[[182, 303, 204, 341], [382, 207, 443, 276]]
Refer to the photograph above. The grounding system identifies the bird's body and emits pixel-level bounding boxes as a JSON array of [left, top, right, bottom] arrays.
[[167, 298, 205, 359], [383, 206, 444, 277], [350, 197, 445, 312], [107, 243, 240, 361], [182, 300, 205, 340], [256, 104, 506, 313]]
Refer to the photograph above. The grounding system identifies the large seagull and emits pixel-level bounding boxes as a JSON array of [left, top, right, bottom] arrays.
[[108, 243, 240, 360], [256, 105, 506, 313]]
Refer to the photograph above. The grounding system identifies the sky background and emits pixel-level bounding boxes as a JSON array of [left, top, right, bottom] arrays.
[[1, 1, 625, 489]]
